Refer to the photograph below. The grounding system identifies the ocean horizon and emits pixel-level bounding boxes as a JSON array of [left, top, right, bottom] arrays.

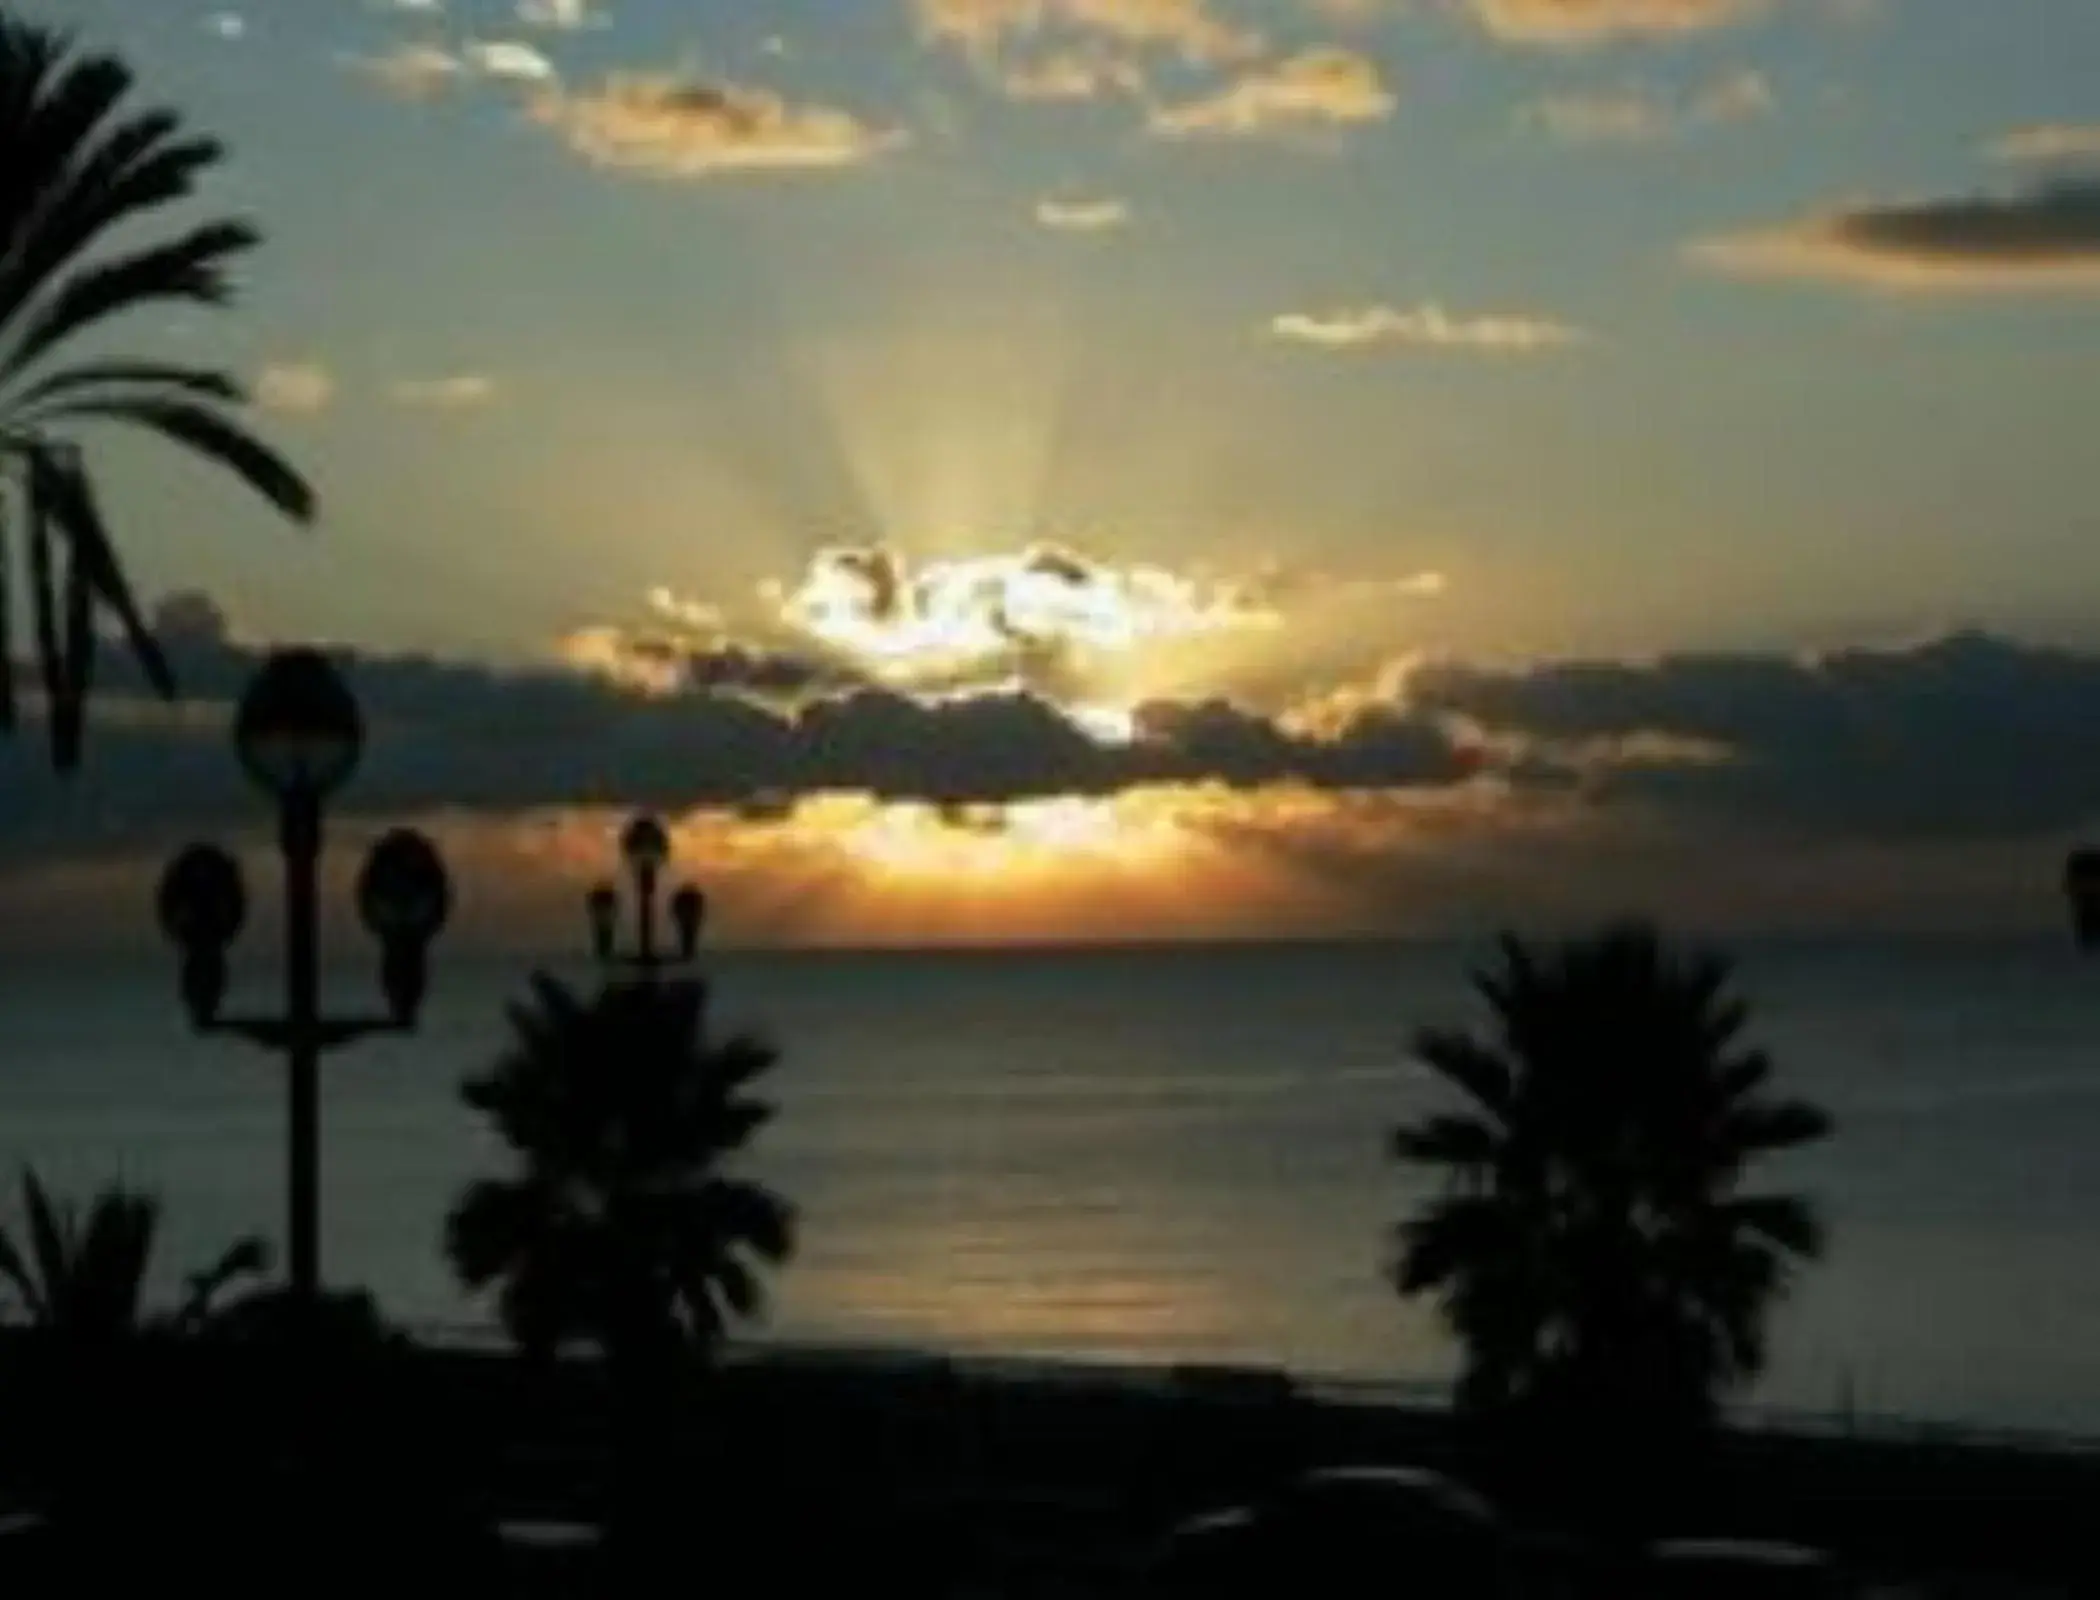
[[2, 934, 2097, 1437]]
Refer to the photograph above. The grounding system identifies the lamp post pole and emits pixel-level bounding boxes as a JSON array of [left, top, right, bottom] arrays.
[[159, 649, 453, 1307], [284, 784, 323, 1300]]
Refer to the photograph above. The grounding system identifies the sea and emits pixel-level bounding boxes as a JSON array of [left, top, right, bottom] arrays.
[[1, 938, 2097, 1438]]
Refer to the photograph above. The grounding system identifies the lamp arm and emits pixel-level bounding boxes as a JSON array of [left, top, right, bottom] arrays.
[[204, 1015, 409, 1052]]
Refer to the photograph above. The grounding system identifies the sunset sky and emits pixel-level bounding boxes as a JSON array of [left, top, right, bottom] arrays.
[[9, 0, 2100, 947]]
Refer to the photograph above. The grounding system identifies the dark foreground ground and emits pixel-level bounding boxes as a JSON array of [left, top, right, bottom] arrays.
[[0, 1333, 2092, 1596]]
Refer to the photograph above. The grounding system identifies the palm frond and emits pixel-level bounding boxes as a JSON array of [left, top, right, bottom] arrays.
[[171, 1234, 269, 1331], [54, 508, 92, 769], [22, 1170, 71, 1322], [1, 219, 257, 384], [7, 359, 243, 413], [37, 448, 175, 701], [1411, 1028, 1514, 1121], [0, 25, 71, 167], [38, 394, 314, 520], [74, 1186, 157, 1332], [25, 491, 64, 759], [1391, 1111, 1498, 1170], [1711, 1193, 1826, 1261], [709, 1254, 764, 1321], [0, 1211, 45, 1322], [1717, 1097, 1833, 1161], [707, 1032, 780, 1092], [702, 1178, 796, 1263], [447, 1178, 547, 1290], [0, 37, 131, 294], [0, 112, 206, 340], [1395, 1193, 1523, 1298]]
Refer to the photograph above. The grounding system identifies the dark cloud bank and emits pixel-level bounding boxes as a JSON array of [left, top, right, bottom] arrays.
[[0, 595, 1472, 853], [10, 598, 2100, 860]]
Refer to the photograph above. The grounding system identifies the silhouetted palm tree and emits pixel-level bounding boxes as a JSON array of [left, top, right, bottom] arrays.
[[449, 975, 793, 1560], [0, 1169, 269, 1339], [1392, 924, 1830, 1438], [0, 16, 313, 768], [448, 976, 795, 1365]]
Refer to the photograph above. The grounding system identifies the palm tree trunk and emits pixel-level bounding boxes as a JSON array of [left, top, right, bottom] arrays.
[[604, 1314, 680, 1592]]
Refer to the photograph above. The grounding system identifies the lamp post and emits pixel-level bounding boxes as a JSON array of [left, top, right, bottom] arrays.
[[588, 812, 705, 976], [156, 649, 452, 1305]]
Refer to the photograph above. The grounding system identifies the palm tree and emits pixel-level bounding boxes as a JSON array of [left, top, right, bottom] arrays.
[[447, 975, 796, 1364], [1392, 923, 1831, 1440], [448, 974, 794, 1558], [0, 16, 314, 769], [0, 1169, 269, 1340]]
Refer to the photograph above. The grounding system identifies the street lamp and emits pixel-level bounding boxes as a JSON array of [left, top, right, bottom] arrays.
[[157, 649, 453, 1305], [588, 811, 705, 974]]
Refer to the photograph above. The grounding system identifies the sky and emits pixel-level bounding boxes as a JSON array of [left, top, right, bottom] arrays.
[[8, 0, 2100, 948]]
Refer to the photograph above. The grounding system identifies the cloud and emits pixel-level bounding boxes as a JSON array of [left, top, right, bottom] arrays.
[[1524, 70, 1772, 143], [0, 612, 1479, 855], [1270, 302, 1588, 352], [1408, 632, 2100, 839], [1696, 67, 1774, 122], [464, 40, 560, 83], [23, 606, 2100, 940], [918, 0, 1268, 115], [556, 626, 867, 701], [254, 362, 335, 416], [518, 0, 607, 29], [391, 374, 498, 408], [1692, 180, 2100, 293], [60, 610, 2100, 854], [1994, 124, 2100, 165], [1305, 0, 1398, 24], [1528, 87, 1670, 143], [1466, 0, 1771, 45], [1149, 47, 1395, 139], [917, 0, 1263, 65], [1036, 194, 1133, 231], [763, 543, 1288, 702], [531, 74, 904, 176], [998, 50, 1146, 101], [568, 546, 1445, 724], [351, 42, 465, 101], [205, 12, 246, 41]]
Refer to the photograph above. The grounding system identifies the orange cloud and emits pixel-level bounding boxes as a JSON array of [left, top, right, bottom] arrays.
[[1000, 49, 1147, 99], [1468, 0, 1770, 45], [532, 74, 905, 176], [917, 0, 1262, 63], [1149, 47, 1395, 139]]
